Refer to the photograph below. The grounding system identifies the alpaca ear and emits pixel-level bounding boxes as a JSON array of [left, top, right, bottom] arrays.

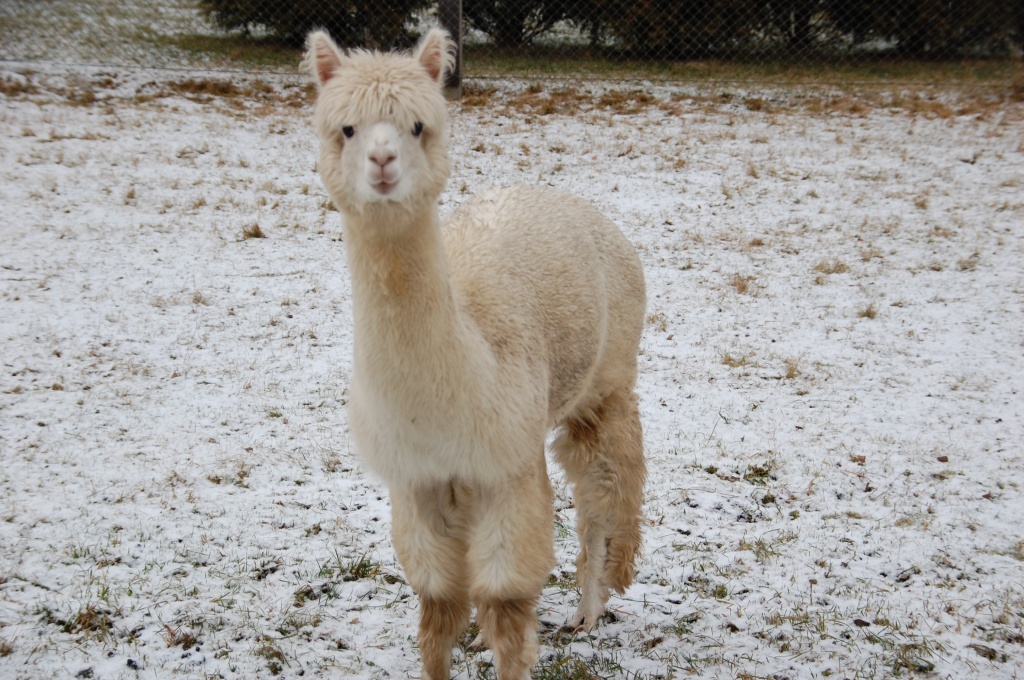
[[415, 28, 456, 84], [306, 31, 344, 87]]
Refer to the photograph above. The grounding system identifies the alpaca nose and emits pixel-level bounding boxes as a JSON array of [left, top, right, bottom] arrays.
[[370, 149, 396, 168]]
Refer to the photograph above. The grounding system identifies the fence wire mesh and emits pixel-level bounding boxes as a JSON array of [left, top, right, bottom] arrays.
[[1, 0, 1022, 81]]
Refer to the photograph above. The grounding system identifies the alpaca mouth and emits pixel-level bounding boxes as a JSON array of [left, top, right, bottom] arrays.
[[372, 181, 397, 195]]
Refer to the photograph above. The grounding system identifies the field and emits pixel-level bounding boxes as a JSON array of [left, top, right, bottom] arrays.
[[1, 68, 1023, 679]]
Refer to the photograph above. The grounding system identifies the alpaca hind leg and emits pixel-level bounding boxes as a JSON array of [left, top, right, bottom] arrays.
[[391, 481, 473, 680], [553, 389, 645, 631], [468, 456, 555, 679], [565, 511, 608, 631]]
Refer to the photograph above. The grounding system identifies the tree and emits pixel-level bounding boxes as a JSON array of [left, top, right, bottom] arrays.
[[200, 0, 432, 49], [826, 0, 1020, 56], [754, 0, 823, 51], [463, 0, 574, 48], [593, 0, 760, 59]]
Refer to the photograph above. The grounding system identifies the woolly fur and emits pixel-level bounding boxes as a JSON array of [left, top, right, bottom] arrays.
[[306, 28, 647, 680]]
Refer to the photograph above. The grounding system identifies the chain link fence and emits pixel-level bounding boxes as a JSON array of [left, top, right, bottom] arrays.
[[1, 0, 1022, 81]]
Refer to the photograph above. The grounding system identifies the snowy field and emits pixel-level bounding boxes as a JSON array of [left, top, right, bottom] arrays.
[[1, 70, 1023, 679]]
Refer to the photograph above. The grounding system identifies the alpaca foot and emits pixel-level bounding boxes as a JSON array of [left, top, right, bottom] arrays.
[[564, 555, 609, 634], [561, 601, 602, 634]]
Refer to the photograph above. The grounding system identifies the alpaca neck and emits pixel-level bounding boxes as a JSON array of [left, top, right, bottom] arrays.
[[344, 204, 449, 309], [343, 203, 477, 386]]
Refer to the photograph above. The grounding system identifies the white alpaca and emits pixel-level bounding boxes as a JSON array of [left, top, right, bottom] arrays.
[[306, 29, 647, 680]]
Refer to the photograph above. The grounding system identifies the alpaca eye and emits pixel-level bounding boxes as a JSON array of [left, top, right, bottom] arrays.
[[342, 126, 355, 139], [412, 121, 424, 137]]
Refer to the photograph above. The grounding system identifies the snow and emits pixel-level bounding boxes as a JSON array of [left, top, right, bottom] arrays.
[[1, 69, 1022, 679]]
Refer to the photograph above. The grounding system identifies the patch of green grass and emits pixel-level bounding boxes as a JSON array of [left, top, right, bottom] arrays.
[[340, 555, 381, 582], [315, 550, 403, 585], [149, 32, 302, 70], [533, 649, 624, 680], [664, 611, 702, 637], [464, 44, 1020, 85]]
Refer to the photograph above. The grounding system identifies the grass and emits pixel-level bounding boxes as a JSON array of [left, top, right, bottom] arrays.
[[728, 273, 759, 296], [6, 64, 1020, 133], [3, 36, 1021, 680], [858, 303, 879, 320], [38, 603, 117, 640], [532, 649, 625, 679], [241, 222, 266, 240], [2, 0, 1021, 90], [463, 44, 1021, 87], [814, 259, 850, 276], [161, 623, 198, 649], [256, 640, 287, 675], [153, 33, 302, 70]]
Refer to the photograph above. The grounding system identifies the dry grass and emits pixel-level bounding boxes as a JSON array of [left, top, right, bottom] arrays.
[[858, 303, 879, 319], [814, 259, 850, 275], [460, 83, 498, 108], [506, 84, 586, 116], [137, 78, 313, 108], [729, 273, 758, 295], [723, 352, 753, 368], [1012, 71, 1024, 103], [647, 311, 669, 333], [454, 81, 1024, 123], [242, 223, 266, 240], [0, 74, 38, 97], [39, 603, 116, 640], [5, 68, 1019, 129], [958, 252, 981, 271], [162, 624, 198, 649]]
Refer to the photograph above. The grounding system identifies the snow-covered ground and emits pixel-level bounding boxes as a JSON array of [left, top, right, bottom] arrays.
[[1, 70, 1022, 679]]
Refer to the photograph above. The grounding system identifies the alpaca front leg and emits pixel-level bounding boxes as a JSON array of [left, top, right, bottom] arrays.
[[391, 481, 473, 679], [419, 595, 470, 680], [468, 458, 555, 679], [476, 596, 540, 680]]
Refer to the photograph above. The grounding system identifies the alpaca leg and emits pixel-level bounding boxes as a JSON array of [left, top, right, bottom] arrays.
[[476, 597, 541, 680], [553, 389, 645, 631], [391, 481, 473, 680], [419, 595, 470, 680], [568, 513, 609, 632], [468, 457, 555, 680]]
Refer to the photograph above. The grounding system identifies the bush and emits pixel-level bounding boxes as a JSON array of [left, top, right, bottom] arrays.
[[199, 0, 432, 49], [464, 0, 575, 48], [587, 0, 761, 59], [827, 0, 1021, 56], [587, 0, 1022, 58]]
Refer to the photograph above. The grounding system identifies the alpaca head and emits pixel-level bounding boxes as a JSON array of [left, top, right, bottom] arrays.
[[306, 29, 456, 218]]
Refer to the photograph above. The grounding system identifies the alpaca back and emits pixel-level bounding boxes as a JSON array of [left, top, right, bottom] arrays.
[[443, 185, 646, 425]]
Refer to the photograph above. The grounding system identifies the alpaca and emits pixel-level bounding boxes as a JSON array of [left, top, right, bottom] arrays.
[[306, 28, 647, 680]]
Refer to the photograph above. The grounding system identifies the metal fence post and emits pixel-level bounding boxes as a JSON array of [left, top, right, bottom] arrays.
[[438, 0, 462, 99]]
